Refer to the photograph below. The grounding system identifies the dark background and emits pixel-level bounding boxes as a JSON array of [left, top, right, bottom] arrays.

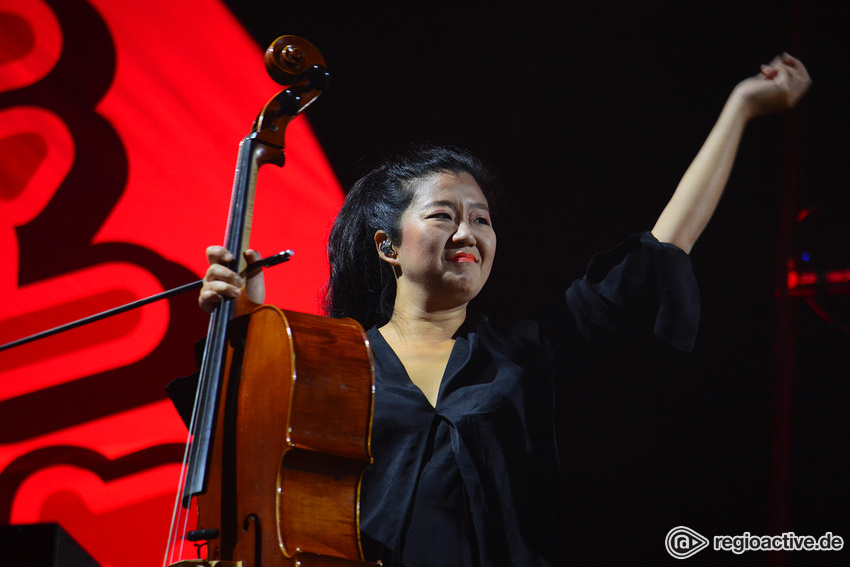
[[225, 2, 848, 565]]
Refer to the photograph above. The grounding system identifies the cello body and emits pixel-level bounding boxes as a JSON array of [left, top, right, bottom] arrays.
[[200, 300, 375, 566]]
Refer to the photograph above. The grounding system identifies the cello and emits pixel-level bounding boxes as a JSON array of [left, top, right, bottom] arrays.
[[164, 36, 377, 567]]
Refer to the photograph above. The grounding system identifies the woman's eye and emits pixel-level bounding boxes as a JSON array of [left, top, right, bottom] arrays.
[[428, 212, 452, 219], [474, 216, 491, 225]]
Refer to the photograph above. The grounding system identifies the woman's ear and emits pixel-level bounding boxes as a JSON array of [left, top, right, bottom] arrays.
[[374, 231, 399, 265]]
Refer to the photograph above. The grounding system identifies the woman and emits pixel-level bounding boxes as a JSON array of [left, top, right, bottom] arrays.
[[199, 54, 810, 566]]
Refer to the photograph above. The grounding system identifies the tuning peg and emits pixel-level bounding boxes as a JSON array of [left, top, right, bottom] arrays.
[[306, 65, 330, 91], [275, 89, 301, 117]]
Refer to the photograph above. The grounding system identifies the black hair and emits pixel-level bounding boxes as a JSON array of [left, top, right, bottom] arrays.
[[324, 145, 493, 329]]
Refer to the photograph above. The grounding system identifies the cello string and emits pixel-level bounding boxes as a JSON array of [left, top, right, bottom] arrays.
[[163, 427, 195, 566], [164, 306, 225, 566], [169, 134, 257, 560], [164, 362, 208, 566], [164, 133, 255, 565]]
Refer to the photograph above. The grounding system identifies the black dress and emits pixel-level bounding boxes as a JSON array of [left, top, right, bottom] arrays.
[[358, 232, 700, 566]]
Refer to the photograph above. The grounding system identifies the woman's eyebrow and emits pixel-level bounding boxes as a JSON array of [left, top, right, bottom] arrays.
[[423, 200, 489, 210]]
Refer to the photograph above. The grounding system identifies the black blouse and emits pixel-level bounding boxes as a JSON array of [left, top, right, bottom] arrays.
[[358, 232, 700, 566]]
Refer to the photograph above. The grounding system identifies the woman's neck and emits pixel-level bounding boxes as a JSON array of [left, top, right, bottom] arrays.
[[380, 301, 467, 346]]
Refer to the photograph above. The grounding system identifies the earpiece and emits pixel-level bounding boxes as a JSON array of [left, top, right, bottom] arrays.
[[380, 240, 394, 256]]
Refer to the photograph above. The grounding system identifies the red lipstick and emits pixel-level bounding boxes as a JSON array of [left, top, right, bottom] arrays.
[[450, 252, 477, 262]]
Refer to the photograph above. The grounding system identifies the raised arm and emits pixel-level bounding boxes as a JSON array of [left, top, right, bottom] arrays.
[[651, 53, 811, 253]]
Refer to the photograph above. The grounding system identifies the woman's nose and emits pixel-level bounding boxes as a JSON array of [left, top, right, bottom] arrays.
[[452, 220, 477, 246]]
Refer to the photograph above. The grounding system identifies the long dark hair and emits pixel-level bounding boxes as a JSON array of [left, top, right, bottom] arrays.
[[324, 145, 493, 329]]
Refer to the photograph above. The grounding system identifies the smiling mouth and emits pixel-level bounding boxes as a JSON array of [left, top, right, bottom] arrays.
[[449, 252, 477, 262]]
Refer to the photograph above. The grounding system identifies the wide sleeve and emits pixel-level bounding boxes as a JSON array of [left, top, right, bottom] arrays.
[[565, 231, 700, 352]]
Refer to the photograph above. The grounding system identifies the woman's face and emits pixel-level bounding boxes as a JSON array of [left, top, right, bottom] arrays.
[[389, 171, 496, 311]]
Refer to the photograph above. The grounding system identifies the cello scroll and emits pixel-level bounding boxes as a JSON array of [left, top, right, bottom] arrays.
[[254, 36, 330, 151]]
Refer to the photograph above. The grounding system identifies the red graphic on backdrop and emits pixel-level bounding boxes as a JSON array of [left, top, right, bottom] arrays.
[[0, 1, 345, 565]]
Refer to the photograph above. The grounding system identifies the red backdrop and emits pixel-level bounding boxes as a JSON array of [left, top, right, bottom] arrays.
[[0, 1, 344, 565]]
